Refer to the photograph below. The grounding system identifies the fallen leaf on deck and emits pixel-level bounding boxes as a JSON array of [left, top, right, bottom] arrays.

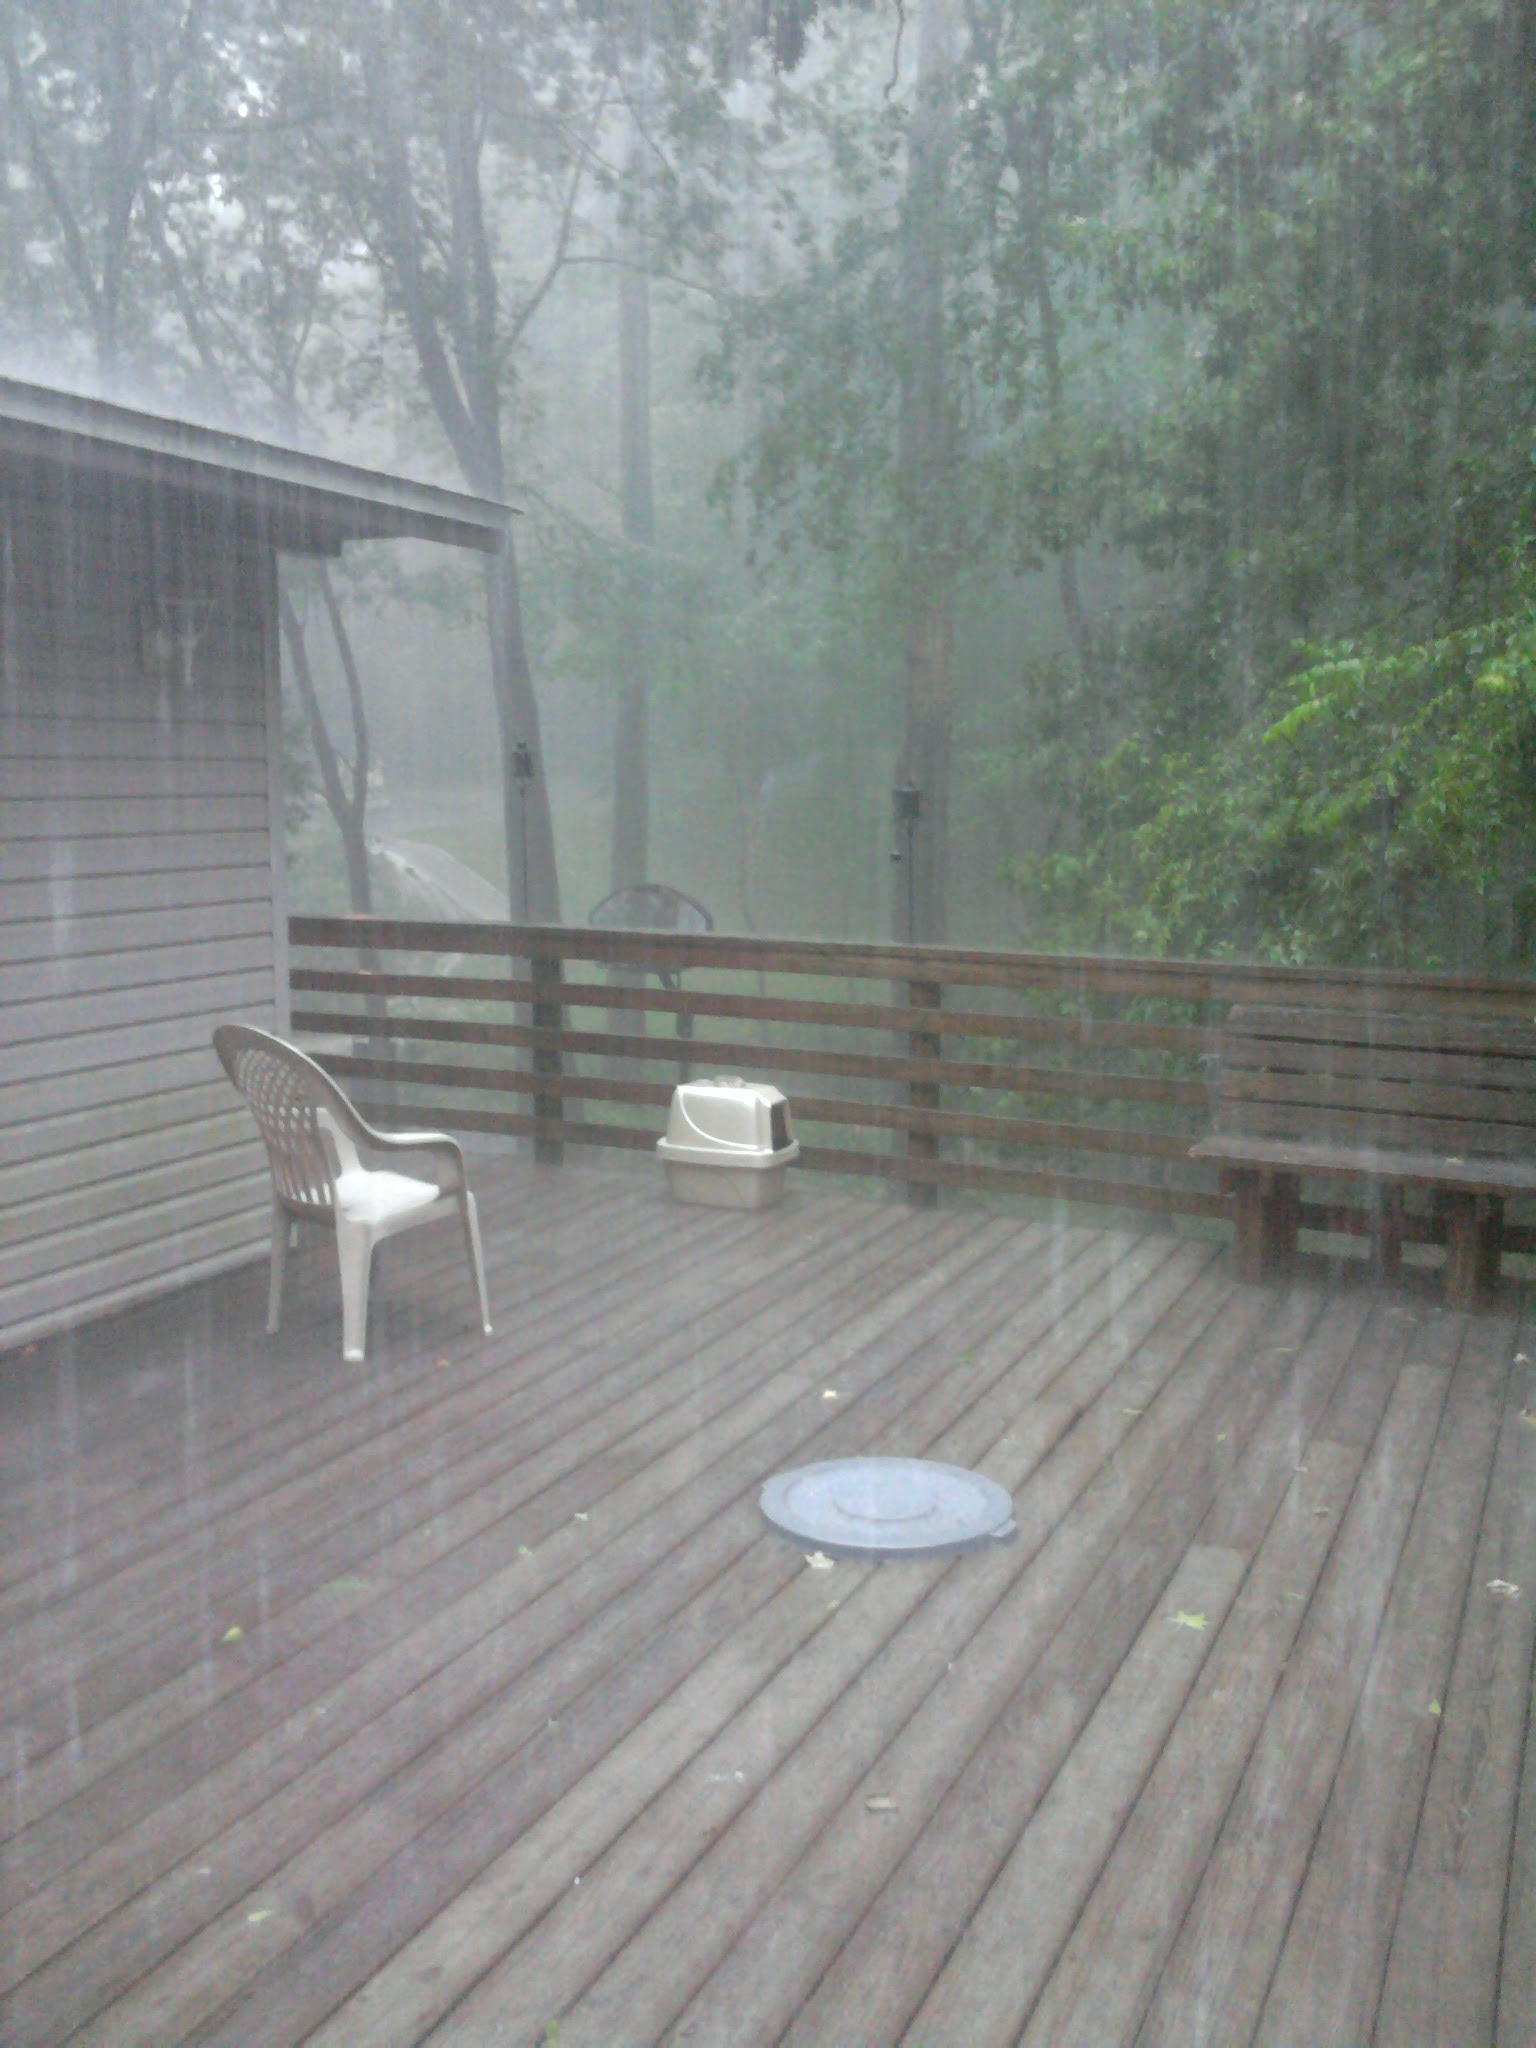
[[574, 1511, 589, 1522], [1519, 1409, 1536, 1428], [805, 1551, 835, 1570], [865, 1794, 899, 1812], [1121, 1407, 1144, 1417], [220, 1625, 243, 1644], [822, 1389, 839, 1401], [518, 1545, 533, 1556], [1429, 1700, 1442, 1717], [1171, 1611, 1208, 1631], [246, 1909, 273, 1925], [1487, 1578, 1521, 1598]]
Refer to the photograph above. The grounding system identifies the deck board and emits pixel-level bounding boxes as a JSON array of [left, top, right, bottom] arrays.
[[1375, 1306, 1536, 2048], [1251, 1315, 1512, 2047], [0, 1156, 1530, 2046]]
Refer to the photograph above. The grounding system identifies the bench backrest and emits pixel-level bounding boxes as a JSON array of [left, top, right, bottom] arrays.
[[1215, 1004, 1536, 1161]]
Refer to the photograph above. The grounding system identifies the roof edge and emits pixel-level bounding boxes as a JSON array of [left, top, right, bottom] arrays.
[[0, 375, 513, 553]]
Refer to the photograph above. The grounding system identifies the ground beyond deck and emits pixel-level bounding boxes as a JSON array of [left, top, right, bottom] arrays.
[[1, 1159, 1533, 2046]]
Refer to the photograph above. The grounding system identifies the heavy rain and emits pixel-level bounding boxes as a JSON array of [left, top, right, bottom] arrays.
[[2, 3, 1534, 2043]]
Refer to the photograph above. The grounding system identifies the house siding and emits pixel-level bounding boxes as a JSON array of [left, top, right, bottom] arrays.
[[1, 472, 279, 1350]]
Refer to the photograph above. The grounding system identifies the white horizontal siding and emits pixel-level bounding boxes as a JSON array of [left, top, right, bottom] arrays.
[[0, 1152, 270, 1276], [0, 754, 269, 798], [0, 1209, 273, 1354], [0, 896, 272, 965], [6, 830, 271, 884], [4, 936, 275, 1015], [1, 484, 282, 1351], [6, 867, 272, 926], [2, 972, 279, 1072], [5, 1086, 255, 1202], [1, 713, 268, 760], [0, 1047, 241, 1126], [2, 792, 271, 836]]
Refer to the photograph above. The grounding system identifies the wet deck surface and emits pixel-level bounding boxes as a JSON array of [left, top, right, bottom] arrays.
[[1, 1158, 1533, 2046]]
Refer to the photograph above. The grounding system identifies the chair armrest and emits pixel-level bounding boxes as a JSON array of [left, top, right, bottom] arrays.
[[359, 1127, 468, 1189]]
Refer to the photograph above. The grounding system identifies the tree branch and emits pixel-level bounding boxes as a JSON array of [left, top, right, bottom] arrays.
[[504, 133, 593, 354], [2, 29, 104, 333]]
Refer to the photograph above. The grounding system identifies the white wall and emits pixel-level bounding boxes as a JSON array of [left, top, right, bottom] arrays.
[[0, 473, 281, 1349]]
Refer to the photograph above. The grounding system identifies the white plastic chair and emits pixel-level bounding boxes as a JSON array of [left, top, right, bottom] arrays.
[[214, 1022, 492, 1363]]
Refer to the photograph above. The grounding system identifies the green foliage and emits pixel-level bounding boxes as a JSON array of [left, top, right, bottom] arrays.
[[1027, 567, 1536, 968], [7, 0, 1536, 969]]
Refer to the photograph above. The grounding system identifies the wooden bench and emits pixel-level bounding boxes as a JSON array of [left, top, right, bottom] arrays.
[[1192, 1003, 1536, 1307]]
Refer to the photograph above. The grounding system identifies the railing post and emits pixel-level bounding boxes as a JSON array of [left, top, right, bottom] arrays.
[[531, 937, 565, 1165], [907, 976, 942, 1209]]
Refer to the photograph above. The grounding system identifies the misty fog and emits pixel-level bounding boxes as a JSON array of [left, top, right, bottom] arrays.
[[5, 0, 1530, 968]]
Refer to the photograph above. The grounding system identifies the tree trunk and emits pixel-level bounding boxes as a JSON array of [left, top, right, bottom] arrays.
[[486, 537, 561, 921], [280, 585, 373, 914], [897, 604, 954, 944], [609, 249, 656, 892], [362, 22, 564, 925], [892, 0, 958, 945]]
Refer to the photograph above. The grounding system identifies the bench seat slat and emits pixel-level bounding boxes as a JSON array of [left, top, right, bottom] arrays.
[[1192, 1131, 1536, 1197], [1210, 1099, 1535, 1161]]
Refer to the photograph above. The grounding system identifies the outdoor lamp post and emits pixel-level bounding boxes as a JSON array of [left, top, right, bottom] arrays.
[[891, 780, 922, 943], [511, 740, 535, 920]]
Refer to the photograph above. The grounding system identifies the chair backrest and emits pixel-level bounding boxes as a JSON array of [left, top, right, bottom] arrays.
[[213, 1023, 365, 1220]]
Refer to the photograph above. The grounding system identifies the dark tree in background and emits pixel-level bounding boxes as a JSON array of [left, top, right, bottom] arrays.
[[4, 0, 1534, 969]]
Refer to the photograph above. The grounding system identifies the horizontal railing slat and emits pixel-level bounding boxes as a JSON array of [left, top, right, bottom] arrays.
[[288, 914, 1536, 1013], [289, 915, 1536, 1248], [288, 965, 1213, 1056], [291, 1008, 1207, 1109]]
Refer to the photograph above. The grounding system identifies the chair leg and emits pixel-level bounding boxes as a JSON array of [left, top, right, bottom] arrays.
[[267, 1200, 290, 1335], [335, 1217, 375, 1363], [459, 1189, 493, 1336]]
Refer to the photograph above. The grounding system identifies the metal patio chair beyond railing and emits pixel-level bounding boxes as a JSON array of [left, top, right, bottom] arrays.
[[213, 1022, 492, 1363]]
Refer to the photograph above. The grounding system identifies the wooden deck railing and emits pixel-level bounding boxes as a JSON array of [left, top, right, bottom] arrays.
[[288, 915, 1536, 1251]]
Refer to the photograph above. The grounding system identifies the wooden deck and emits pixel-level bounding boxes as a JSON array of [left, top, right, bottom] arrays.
[[1, 1158, 1533, 2047]]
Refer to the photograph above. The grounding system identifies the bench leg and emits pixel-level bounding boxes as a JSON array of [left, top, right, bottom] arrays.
[[1443, 1192, 1503, 1310], [1370, 1182, 1405, 1285], [1228, 1167, 1300, 1283]]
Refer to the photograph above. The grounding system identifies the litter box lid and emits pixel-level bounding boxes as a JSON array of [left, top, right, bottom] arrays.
[[760, 1456, 1016, 1561]]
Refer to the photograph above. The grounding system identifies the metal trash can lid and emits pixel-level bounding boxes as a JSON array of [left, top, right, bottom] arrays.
[[760, 1456, 1016, 1561]]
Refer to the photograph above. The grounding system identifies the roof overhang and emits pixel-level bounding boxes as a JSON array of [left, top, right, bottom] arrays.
[[0, 376, 511, 555]]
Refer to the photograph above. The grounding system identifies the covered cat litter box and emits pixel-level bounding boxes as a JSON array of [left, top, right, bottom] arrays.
[[657, 1076, 799, 1209]]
